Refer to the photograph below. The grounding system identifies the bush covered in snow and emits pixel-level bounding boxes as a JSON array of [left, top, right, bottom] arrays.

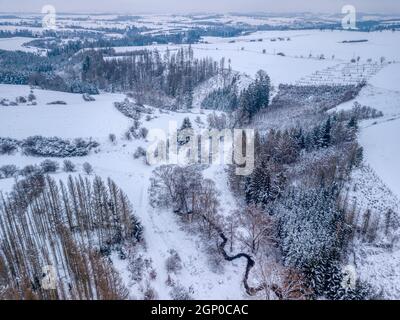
[[47, 100, 67, 105], [40, 159, 59, 173], [20, 164, 41, 177], [170, 284, 193, 300], [114, 99, 153, 118], [336, 102, 384, 121], [165, 249, 183, 274], [0, 165, 18, 178], [139, 127, 149, 139], [82, 93, 96, 101], [133, 146, 147, 159], [83, 162, 94, 175], [21, 136, 99, 157], [62, 160, 76, 172], [109, 133, 117, 143], [0, 137, 19, 155]]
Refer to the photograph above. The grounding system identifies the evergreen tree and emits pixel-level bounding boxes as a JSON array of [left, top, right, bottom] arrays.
[[245, 161, 286, 207], [180, 117, 193, 131]]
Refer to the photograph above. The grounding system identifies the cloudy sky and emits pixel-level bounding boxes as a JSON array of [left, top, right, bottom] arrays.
[[0, 0, 399, 14]]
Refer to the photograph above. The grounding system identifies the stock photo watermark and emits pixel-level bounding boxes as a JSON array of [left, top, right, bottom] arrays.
[[42, 5, 57, 30], [342, 4, 357, 30], [146, 121, 255, 176]]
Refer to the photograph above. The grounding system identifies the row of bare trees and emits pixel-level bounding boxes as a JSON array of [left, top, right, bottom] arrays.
[[0, 174, 142, 299]]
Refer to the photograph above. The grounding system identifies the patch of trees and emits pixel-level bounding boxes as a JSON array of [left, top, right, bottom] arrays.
[[232, 70, 271, 125], [0, 50, 52, 85], [202, 70, 271, 125], [240, 111, 363, 204], [0, 29, 37, 38], [337, 101, 383, 121], [149, 165, 220, 237], [0, 136, 99, 157], [245, 161, 287, 208], [28, 72, 99, 94], [21, 136, 99, 157], [276, 186, 343, 269], [0, 174, 142, 299], [304, 259, 377, 300], [201, 77, 239, 111], [227, 86, 377, 298], [114, 99, 153, 118], [270, 83, 365, 112], [80, 47, 220, 108], [275, 186, 377, 299], [0, 159, 93, 180]]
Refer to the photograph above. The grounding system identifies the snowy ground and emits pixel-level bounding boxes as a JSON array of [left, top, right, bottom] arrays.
[[335, 62, 400, 199], [0, 84, 247, 299], [0, 36, 40, 53], [0, 85, 129, 140], [1, 24, 400, 299], [333, 57, 400, 299], [107, 30, 400, 87]]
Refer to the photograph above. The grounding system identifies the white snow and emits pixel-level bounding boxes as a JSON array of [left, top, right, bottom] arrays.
[[0, 85, 129, 140], [1, 17, 400, 299], [0, 83, 247, 300], [0, 37, 39, 53]]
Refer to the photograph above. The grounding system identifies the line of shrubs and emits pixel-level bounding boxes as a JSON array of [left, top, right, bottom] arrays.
[[0, 160, 94, 179], [0, 136, 99, 157]]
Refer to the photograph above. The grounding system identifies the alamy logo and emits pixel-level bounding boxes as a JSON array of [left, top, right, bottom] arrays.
[[342, 5, 357, 30], [42, 5, 57, 30], [146, 121, 255, 176]]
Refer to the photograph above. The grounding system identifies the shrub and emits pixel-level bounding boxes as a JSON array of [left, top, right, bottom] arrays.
[[0, 137, 19, 155], [0, 165, 18, 178], [47, 100, 67, 105], [62, 160, 75, 172], [124, 131, 132, 140], [109, 133, 117, 143], [28, 93, 36, 102], [139, 127, 149, 139], [165, 249, 182, 274], [82, 93, 95, 102], [114, 99, 153, 118], [40, 159, 59, 173], [16, 96, 27, 104], [143, 285, 157, 300], [20, 164, 41, 177], [83, 162, 93, 175], [133, 146, 147, 159], [170, 284, 193, 300]]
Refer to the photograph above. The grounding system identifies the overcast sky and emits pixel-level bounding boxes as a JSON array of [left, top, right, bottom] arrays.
[[1, 0, 399, 14]]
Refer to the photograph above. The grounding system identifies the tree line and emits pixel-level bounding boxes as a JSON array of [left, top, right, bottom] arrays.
[[0, 174, 142, 299]]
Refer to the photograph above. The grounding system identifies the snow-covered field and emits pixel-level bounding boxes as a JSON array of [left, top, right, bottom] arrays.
[[0, 85, 129, 140], [108, 30, 400, 87], [0, 36, 39, 52], [335, 62, 400, 199], [109, 29, 400, 298], [332, 51, 400, 299], [0, 83, 248, 299], [1, 14, 400, 299]]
